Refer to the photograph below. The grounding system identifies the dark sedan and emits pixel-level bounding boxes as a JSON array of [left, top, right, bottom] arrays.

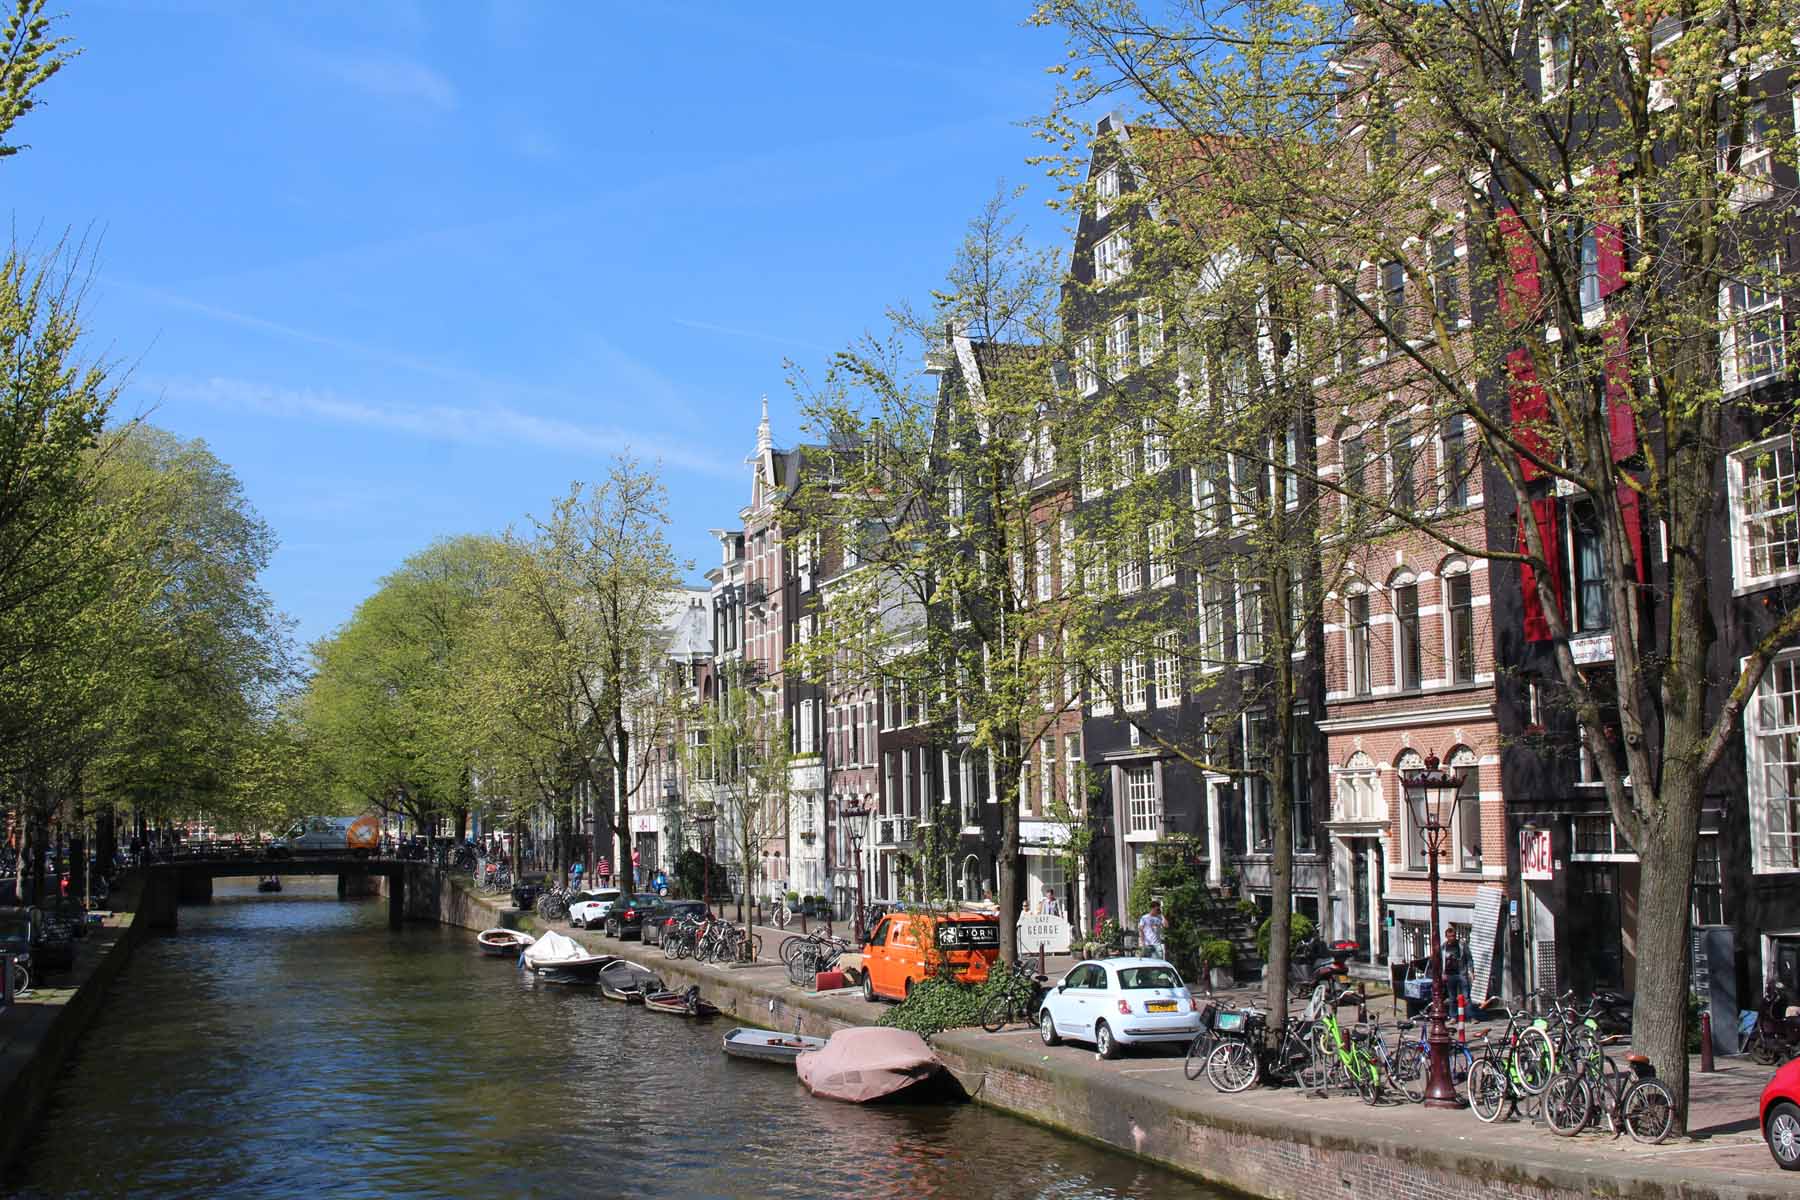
[[510, 874, 548, 911], [604, 894, 667, 940], [643, 900, 710, 948]]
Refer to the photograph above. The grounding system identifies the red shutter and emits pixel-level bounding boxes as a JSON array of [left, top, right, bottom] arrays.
[[1596, 222, 1625, 296], [1498, 208, 1542, 323], [1618, 485, 1646, 583], [1508, 348, 1551, 481], [1604, 317, 1638, 460], [1518, 498, 1563, 642]]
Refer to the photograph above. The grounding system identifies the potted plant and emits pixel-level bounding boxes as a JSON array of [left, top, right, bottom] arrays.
[[786, 889, 801, 912], [1201, 939, 1235, 992]]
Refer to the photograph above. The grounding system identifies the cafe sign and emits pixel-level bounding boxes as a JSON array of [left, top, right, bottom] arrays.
[[1018, 913, 1072, 955]]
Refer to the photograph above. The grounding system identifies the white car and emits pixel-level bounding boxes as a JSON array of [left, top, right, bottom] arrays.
[[1038, 957, 1203, 1058], [567, 888, 622, 929]]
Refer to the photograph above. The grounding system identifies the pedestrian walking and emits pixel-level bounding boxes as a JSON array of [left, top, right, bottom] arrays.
[[1441, 926, 1470, 1012], [1137, 900, 1166, 958]]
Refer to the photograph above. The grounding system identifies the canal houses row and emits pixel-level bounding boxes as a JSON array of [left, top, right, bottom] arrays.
[[624, 64, 1799, 1010]]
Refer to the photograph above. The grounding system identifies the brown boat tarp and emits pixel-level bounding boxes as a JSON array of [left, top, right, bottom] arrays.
[[795, 1026, 944, 1102]]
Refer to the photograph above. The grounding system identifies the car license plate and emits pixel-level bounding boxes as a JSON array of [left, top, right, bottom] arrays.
[[1147, 1001, 1177, 1013]]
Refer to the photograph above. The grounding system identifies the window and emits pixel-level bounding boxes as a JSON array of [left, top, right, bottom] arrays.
[[1089, 665, 1115, 716], [1138, 302, 1164, 364], [1076, 337, 1099, 397], [1117, 550, 1143, 595], [1431, 235, 1460, 323], [1121, 653, 1147, 710], [1541, 22, 1572, 94], [1342, 432, 1368, 520], [1731, 436, 1799, 586], [1039, 746, 1054, 813], [947, 476, 964, 519], [1080, 436, 1106, 500], [1394, 581, 1421, 690], [1153, 630, 1180, 706], [1447, 572, 1475, 683], [1572, 222, 1601, 312], [1569, 501, 1610, 632], [1095, 165, 1121, 216], [1692, 834, 1723, 925], [1291, 721, 1315, 852], [1246, 714, 1271, 850], [1095, 231, 1131, 286], [1125, 765, 1161, 839], [1115, 428, 1139, 484], [1197, 461, 1229, 532], [1107, 315, 1132, 381], [1723, 103, 1776, 205], [1199, 575, 1234, 669], [1147, 519, 1175, 586], [1143, 417, 1170, 473], [1570, 813, 1634, 859], [1034, 525, 1053, 602], [1065, 733, 1083, 809], [1335, 752, 1381, 821], [1451, 748, 1481, 870], [798, 699, 815, 754], [1398, 750, 1428, 869], [1722, 255, 1786, 388], [1239, 579, 1264, 661], [1388, 418, 1414, 510], [1440, 415, 1468, 508], [1381, 261, 1407, 343], [1748, 653, 1800, 872], [1348, 591, 1372, 696]]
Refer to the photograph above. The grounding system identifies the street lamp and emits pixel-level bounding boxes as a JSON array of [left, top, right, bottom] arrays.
[[844, 799, 871, 941], [692, 807, 716, 912], [1401, 750, 1470, 1109]]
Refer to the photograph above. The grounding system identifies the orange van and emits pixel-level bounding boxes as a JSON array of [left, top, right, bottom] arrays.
[[859, 909, 1000, 1002]]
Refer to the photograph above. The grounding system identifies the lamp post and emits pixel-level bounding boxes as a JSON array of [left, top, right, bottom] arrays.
[[692, 806, 716, 912], [1401, 751, 1469, 1109], [845, 799, 871, 941]]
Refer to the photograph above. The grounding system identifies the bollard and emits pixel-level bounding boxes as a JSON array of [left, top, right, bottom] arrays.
[[1038, 944, 1046, 977], [1700, 1010, 1715, 1072], [1457, 993, 1469, 1043]]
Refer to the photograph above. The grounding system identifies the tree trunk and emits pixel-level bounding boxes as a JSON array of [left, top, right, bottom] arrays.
[[613, 719, 634, 898], [997, 738, 1023, 965], [1630, 775, 1701, 1132], [1266, 690, 1294, 1031]]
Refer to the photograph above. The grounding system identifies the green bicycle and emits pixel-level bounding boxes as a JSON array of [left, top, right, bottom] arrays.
[[1466, 1006, 1559, 1122], [1304, 988, 1385, 1104]]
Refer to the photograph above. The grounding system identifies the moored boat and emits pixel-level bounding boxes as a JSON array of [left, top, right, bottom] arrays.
[[477, 928, 535, 957], [722, 1026, 827, 1063], [599, 961, 661, 1002], [795, 1027, 949, 1103], [644, 985, 720, 1018], [520, 930, 615, 982], [257, 876, 282, 893]]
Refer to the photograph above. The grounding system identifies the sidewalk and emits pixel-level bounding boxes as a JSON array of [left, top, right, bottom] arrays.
[[481, 884, 1788, 1198]]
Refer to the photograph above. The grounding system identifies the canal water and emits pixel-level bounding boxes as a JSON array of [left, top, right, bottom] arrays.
[[11, 879, 1223, 1199]]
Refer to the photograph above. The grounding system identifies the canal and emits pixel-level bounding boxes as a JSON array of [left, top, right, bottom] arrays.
[[12, 879, 1224, 1198]]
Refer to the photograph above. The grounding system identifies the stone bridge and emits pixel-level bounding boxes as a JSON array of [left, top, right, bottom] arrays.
[[138, 857, 440, 930]]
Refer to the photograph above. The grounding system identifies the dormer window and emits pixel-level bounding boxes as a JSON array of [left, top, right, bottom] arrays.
[[1095, 166, 1121, 217]]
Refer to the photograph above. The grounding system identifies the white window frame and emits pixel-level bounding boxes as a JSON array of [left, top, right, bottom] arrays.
[[1729, 435, 1799, 590], [1721, 253, 1786, 391], [1238, 577, 1264, 662], [1121, 652, 1148, 711], [1747, 651, 1800, 874], [1147, 519, 1175, 587], [1199, 574, 1232, 672], [1034, 525, 1054, 602], [1076, 336, 1099, 397], [1095, 231, 1131, 286], [1124, 764, 1161, 840], [1153, 630, 1180, 707], [1065, 732, 1084, 809], [1095, 165, 1121, 217], [1138, 300, 1164, 364], [1081, 435, 1106, 500], [1143, 416, 1171, 473], [1089, 666, 1115, 717], [1107, 314, 1132, 381], [1117, 550, 1143, 595]]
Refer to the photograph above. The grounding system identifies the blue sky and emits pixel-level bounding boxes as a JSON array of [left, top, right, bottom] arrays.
[[11, 1, 1075, 649]]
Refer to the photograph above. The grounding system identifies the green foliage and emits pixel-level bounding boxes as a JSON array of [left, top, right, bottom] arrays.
[[1200, 939, 1235, 969], [874, 968, 1039, 1038], [0, 1, 73, 159], [1257, 911, 1315, 959], [672, 848, 720, 900], [1126, 852, 1238, 979]]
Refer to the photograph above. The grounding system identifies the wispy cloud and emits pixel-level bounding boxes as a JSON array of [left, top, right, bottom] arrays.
[[671, 316, 836, 357], [312, 51, 456, 111], [154, 375, 738, 480]]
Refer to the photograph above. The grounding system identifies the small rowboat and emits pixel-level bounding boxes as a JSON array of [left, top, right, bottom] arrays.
[[722, 1027, 827, 1063], [599, 964, 662, 1003], [645, 985, 720, 1019], [477, 928, 535, 957]]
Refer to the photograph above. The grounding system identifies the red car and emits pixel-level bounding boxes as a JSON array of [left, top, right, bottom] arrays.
[[1762, 1055, 1800, 1170]]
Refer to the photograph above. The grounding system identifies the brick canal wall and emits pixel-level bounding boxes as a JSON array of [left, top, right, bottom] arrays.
[[0, 881, 149, 1174], [426, 875, 1783, 1200]]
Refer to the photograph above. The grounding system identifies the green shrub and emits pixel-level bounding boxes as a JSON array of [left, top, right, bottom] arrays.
[[1200, 939, 1234, 969], [1256, 911, 1316, 958]]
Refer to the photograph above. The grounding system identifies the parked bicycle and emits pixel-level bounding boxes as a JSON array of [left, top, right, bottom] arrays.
[[1543, 1051, 1676, 1143], [981, 959, 1051, 1033]]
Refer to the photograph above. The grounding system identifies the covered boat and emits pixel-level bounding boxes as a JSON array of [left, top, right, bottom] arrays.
[[795, 1027, 948, 1103], [644, 984, 721, 1018], [477, 928, 534, 957], [722, 1027, 827, 1064], [519, 930, 615, 982]]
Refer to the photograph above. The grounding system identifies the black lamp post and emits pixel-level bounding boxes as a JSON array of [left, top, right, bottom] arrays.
[[1401, 751, 1469, 1109], [846, 800, 870, 941], [692, 807, 715, 911]]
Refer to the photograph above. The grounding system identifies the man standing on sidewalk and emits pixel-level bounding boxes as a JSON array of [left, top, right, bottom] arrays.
[[1138, 900, 1166, 959]]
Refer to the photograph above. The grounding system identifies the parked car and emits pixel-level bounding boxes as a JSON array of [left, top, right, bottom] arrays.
[[568, 888, 623, 930], [1037, 957, 1202, 1059], [604, 894, 667, 940], [644, 900, 709, 947], [1762, 1055, 1800, 1170], [510, 874, 548, 911], [859, 909, 999, 1002]]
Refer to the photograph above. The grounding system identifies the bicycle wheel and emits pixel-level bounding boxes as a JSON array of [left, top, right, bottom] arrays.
[[1747, 1027, 1781, 1066], [1352, 1053, 1381, 1105], [1298, 1039, 1331, 1091], [1621, 1079, 1676, 1144], [1206, 1041, 1260, 1093], [979, 992, 1016, 1034], [787, 947, 817, 985], [664, 934, 681, 960], [1184, 1032, 1215, 1081], [1390, 1041, 1426, 1104], [778, 935, 808, 965], [1512, 1027, 1557, 1094], [1467, 1059, 1513, 1124], [1542, 1072, 1593, 1137]]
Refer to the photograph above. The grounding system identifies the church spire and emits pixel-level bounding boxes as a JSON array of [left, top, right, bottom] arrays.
[[756, 394, 772, 455]]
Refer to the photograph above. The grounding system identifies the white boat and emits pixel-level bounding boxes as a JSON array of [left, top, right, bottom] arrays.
[[519, 930, 615, 982], [477, 928, 534, 957], [722, 1027, 827, 1064]]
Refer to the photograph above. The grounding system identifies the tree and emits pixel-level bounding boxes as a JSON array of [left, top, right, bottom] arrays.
[[1038, 0, 1800, 1122], [684, 659, 795, 921], [0, 0, 72, 159], [789, 192, 1086, 963]]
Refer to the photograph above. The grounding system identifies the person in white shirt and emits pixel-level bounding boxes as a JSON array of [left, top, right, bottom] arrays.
[[1137, 900, 1166, 957]]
